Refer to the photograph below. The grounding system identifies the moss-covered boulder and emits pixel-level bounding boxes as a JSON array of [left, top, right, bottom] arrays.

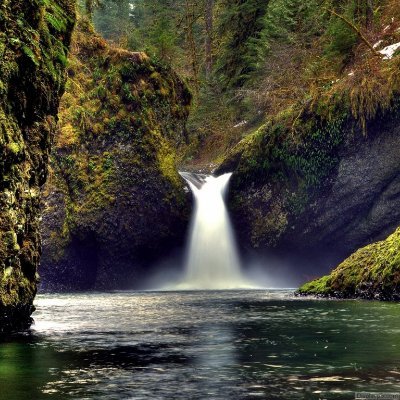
[[39, 19, 192, 291], [0, 0, 75, 331], [297, 227, 400, 300]]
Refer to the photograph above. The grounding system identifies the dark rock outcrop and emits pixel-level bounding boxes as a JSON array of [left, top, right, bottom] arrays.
[[39, 20, 192, 291], [0, 0, 75, 331], [218, 104, 400, 275], [276, 114, 400, 259]]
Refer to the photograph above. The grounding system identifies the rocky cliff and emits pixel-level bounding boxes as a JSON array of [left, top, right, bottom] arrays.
[[218, 56, 400, 278], [39, 19, 191, 291], [0, 0, 75, 331], [220, 105, 400, 269]]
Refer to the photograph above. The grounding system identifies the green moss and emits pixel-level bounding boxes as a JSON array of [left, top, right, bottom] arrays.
[[3, 232, 19, 252], [298, 228, 400, 298], [157, 139, 181, 189], [44, 18, 191, 262], [235, 108, 347, 187], [0, 0, 75, 324], [228, 105, 349, 241], [298, 275, 332, 295], [6, 142, 22, 155]]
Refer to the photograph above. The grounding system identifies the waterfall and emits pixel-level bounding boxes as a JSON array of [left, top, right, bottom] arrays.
[[176, 172, 250, 290]]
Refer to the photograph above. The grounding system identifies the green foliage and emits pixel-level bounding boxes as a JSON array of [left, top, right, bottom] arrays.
[[276, 116, 346, 187], [93, 0, 182, 65], [324, 0, 377, 61], [21, 45, 39, 66], [46, 11, 68, 32], [83, 0, 103, 19], [130, 3, 179, 64], [325, 3, 359, 59], [234, 109, 347, 199], [93, 0, 132, 41], [216, 0, 270, 89], [102, 153, 114, 170], [264, 0, 326, 44], [84, 0, 399, 167], [121, 83, 136, 102]]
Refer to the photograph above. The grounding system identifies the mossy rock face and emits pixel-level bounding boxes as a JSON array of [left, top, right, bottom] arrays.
[[297, 227, 400, 300], [39, 18, 192, 291], [217, 100, 400, 272], [0, 0, 75, 331]]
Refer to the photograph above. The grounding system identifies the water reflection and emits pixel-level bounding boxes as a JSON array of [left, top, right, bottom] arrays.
[[1, 291, 400, 399]]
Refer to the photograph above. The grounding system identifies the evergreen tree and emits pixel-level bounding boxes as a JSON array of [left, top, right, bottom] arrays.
[[324, 0, 374, 59], [263, 0, 324, 45], [215, 0, 270, 89], [84, 0, 102, 20], [93, 0, 132, 43], [124, 1, 183, 65]]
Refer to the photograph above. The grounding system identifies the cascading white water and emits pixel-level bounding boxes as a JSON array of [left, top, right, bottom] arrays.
[[176, 172, 250, 290]]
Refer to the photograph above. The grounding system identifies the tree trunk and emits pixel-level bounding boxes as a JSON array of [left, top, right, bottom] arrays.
[[185, 0, 200, 93], [85, 0, 101, 21], [365, 0, 374, 27], [327, 8, 379, 56], [205, 0, 214, 80]]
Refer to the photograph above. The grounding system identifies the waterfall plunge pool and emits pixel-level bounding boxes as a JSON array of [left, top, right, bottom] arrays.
[[2, 290, 400, 399]]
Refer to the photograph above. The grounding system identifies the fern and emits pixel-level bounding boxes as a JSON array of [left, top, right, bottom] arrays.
[[22, 45, 39, 66], [46, 12, 67, 32]]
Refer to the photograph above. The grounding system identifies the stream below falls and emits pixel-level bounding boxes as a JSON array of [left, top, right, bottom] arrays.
[[1, 290, 400, 399]]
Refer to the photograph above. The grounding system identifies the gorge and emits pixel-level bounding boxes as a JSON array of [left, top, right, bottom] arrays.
[[1, 0, 400, 398], [32, 0, 400, 299]]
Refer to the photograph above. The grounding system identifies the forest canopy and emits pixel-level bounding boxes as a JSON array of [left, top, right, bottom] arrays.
[[82, 0, 398, 165]]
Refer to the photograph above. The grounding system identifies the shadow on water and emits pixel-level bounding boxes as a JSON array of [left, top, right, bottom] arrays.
[[0, 333, 192, 400]]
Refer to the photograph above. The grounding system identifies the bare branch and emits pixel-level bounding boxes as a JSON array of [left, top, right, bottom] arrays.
[[326, 8, 380, 57]]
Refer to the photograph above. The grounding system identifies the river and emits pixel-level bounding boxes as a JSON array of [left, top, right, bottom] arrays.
[[1, 290, 400, 399]]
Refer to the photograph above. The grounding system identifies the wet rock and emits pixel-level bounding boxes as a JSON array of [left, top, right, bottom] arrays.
[[0, 0, 75, 331]]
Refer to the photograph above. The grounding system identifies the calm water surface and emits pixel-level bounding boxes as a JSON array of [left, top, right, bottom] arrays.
[[1, 290, 400, 399]]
